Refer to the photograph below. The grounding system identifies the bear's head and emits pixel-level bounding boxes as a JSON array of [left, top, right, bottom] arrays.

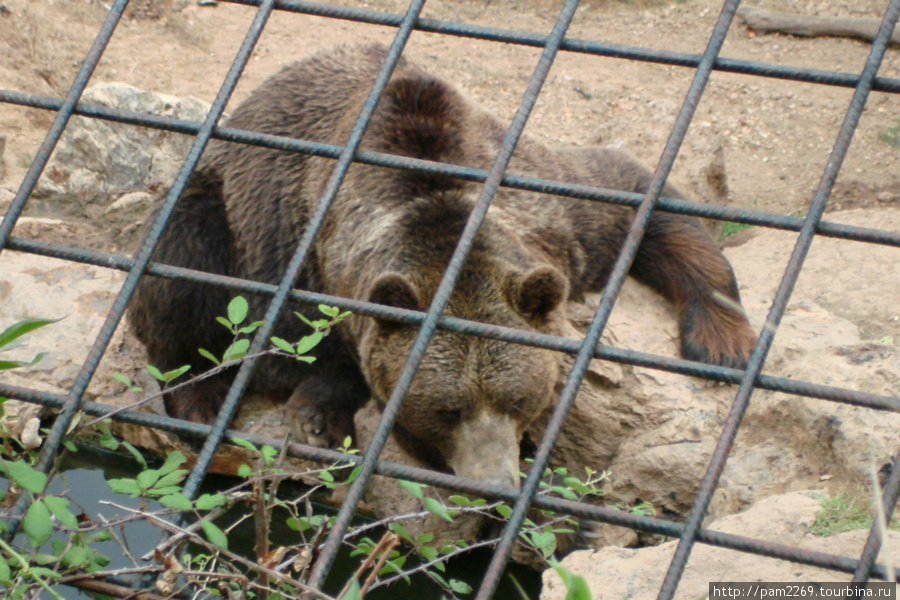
[[356, 200, 570, 488]]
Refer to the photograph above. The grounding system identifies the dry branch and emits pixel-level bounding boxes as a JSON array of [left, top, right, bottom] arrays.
[[737, 6, 900, 45]]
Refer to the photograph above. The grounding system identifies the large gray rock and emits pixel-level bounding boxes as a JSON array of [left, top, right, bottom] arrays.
[[34, 83, 213, 203], [542, 491, 900, 600]]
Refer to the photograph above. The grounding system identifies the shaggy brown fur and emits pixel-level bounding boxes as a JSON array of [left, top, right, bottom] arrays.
[[129, 44, 755, 486]]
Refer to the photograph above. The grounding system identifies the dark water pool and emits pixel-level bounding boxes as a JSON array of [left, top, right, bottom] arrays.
[[8, 445, 542, 599]]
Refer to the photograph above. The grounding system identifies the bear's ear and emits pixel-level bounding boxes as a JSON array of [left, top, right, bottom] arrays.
[[367, 272, 422, 314], [508, 266, 568, 319]]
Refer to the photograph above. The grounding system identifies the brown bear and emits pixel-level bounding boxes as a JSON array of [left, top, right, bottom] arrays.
[[128, 43, 755, 488]]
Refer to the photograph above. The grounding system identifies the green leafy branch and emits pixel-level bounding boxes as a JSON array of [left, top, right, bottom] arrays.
[[92, 298, 349, 427]]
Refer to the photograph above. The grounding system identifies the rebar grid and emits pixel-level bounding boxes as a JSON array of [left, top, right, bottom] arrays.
[[658, 0, 900, 596], [3, 87, 900, 249], [0, 0, 898, 597]]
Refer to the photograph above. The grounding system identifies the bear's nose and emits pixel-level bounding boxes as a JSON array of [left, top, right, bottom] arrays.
[[446, 410, 521, 489]]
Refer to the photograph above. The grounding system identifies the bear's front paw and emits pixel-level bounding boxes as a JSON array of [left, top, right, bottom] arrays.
[[285, 382, 357, 449]]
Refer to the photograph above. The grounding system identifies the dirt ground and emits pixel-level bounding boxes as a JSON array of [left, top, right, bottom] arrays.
[[1, 0, 898, 220]]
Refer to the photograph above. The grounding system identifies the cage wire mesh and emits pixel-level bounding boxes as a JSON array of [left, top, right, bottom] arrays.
[[0, 0, 899, 598]]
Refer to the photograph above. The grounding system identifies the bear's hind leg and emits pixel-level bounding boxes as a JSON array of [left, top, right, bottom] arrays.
[[631, 212, 756, 368], [129, 169, 235, 423]]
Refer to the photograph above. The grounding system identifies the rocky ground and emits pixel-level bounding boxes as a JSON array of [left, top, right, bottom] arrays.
[[1, 0, 899, 596]]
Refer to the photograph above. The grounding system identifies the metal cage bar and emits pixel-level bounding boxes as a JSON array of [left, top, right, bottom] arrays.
[[2, 0, 277, 539], [476, 0, 746, 595], [0, 0, 898, 597], [306, 0, 582, 588], [657, 0, 900, 597]]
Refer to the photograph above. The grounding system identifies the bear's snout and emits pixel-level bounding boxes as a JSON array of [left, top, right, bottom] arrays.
[[447, 410, 521, 489]]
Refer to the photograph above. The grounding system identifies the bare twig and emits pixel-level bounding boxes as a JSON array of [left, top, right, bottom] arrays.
[[84, 348, 285, 427], [368, 514, 572, 592], [65, 576, 182, 600], [107, 502, 336, 599], [337, 532, 400, 600]]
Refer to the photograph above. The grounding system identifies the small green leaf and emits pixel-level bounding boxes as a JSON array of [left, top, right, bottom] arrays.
[[342, 578, 362, 600], [495, 504, 513, 519], [549, 485, 578, 500], [146, 365, 166, 381], [345, 465, 363, 484], [200, 520, 228, 549], [111, 372, 132, 387], [416, 532, 434, 544], [0, 318, 62, 350], [149, 486, 183, 497], [62, 545, 89, 569], [531, 530, 557, 558], [553, 564, 593, 600], [449, 579, 473, 594], [154, 469, 187, 491], [159, 493, 193, 511], [43, 496, 78, 529], [216, 316, 233, 330], [227, 297, 249, 325], [397, 479, 425, 500], [107, 478, 142, 498], [318, 470, 334, 483], [198, 348, 221, 366], [137, 469, 161, 491], [295, 355, 316, 364], [379, 557, 406, 576], [562, 477, 591, 495], [161, 365, 191, 382], [0, 555, 10, 581], [89, 531, 112, 543], [318, 305, 339, 318], [448, 495, 471, 506], [260, 445, 278, 465], [195, 494, 227, 510], [159, 451, 186, 476], [270, 337, 296, 354], [418, 545, 439, 561], [237, 464, 252, 478], [388, 522, 412, 544], [223, 338, 250, 361], [34, 553, 59, 565], [98, 426, 119, 451], [295, 331, 324, 355], [237, 321, 263, 334], [0, 354, 46, 370], [30, 566, 60, 580], [424, 498, 454, 523], [121, 441, 147, 468], [86, 547, 111, 570], [230, 437, 258, 452], [24, 499, 53, 547], [1, 459, 48, 493]]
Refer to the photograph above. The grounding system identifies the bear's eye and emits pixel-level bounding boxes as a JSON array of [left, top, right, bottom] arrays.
[[436, 409, 462, 425]]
